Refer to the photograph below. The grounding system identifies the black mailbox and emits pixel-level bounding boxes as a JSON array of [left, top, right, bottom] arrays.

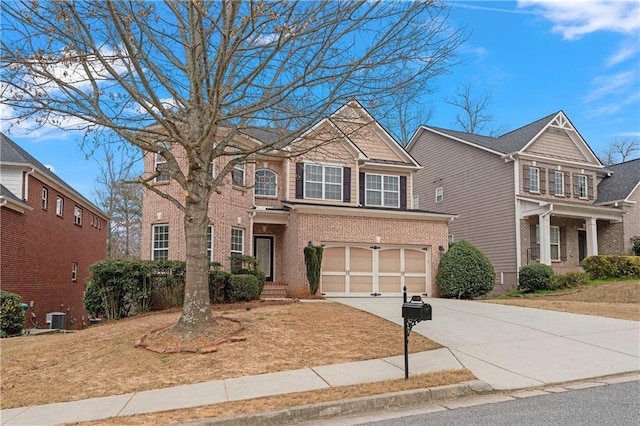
[[402, 302, 432, 321]]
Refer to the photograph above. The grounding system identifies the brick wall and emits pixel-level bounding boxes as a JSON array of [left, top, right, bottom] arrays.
[[0, 174, 108, 329]]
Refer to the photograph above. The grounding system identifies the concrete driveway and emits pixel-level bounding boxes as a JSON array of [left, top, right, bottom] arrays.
[[331, 297, 640, 390]]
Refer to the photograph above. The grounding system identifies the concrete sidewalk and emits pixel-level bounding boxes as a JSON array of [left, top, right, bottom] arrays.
[[0, 348, 466, 425], [333, 297, 640, 390]]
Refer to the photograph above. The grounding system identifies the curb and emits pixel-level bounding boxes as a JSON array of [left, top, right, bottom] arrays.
[[180, 380, 493, 426]]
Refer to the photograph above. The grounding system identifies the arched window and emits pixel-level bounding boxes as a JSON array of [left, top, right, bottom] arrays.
[[255, 169, 277, 196]]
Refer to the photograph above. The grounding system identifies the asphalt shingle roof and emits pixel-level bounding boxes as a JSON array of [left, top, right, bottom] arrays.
[[596, 158, 640, 203], [0, 183, 23, 203]]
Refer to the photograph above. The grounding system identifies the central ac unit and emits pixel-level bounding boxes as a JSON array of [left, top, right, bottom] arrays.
[[46, 312, 66, 329]]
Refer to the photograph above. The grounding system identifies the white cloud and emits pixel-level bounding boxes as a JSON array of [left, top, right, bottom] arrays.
[[518, 1, 640, 40], [606, 40, 640, 67], [583, 70, 637, 102]]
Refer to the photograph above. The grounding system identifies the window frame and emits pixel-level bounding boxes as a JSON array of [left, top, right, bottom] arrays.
[[364, 173, 399, 208], [71, 262, 78, 281], [435, 186, 444, 203], [232, 163, 246, 187], [254, 169, 277, 197], [41, 187, 48, 210], [154, 142, 171, 183], [529, 167, 540, 193], [152, 224, 169, 260], [73, 206, 83, 225], [231, 227, 244, 255], [576, 174, 588, 199], [554, 171, 564, 196], [304, 163, 343, 201], [206, 225, 214, 262], [56, 196, 64, 217], [412, 194, 419, 209], [535, 225, 561, 262]]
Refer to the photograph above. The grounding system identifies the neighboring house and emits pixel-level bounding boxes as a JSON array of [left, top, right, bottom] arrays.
[[141, 101, 455, 297], [407, 111, 627, 293], [0, 133, 109, 329], [595, 158, 640, 255]]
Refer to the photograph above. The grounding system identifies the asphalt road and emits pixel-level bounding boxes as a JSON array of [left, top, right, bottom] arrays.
[[356, 381, 640, 426]]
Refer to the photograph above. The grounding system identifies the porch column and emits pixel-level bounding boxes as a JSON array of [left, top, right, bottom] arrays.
[[586, 217, 598, 256], [539, 213, 551, 265]]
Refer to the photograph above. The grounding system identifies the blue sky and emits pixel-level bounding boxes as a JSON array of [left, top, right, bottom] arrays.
[[2, 0, 639, 201]]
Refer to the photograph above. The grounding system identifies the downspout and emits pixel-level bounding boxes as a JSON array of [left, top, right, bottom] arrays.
[[23, 167, 35, 201], [511, 156, 522, 278]]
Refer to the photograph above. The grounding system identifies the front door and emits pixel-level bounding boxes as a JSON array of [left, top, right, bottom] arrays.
[[254, 236, 274, 282], [578, 230, 587, 262]]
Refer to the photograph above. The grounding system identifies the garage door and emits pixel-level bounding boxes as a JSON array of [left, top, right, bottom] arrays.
[[320, 245, 431, 296]]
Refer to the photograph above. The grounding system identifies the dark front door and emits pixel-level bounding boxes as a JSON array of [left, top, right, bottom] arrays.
[[578, 230, 587, 262], [254, 236, 274, 282]]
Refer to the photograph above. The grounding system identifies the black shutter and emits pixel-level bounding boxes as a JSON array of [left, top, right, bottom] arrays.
[[564, 172, 571, 196], [587, 176, 594, 200], [560, 227, 567, 261], [530, 224, 538, 261], [343, 167, 351, 202], [295, 162, 304, 199], [549, 170, 556, 193], [359, 172, 365, 205], [400, 176, 407, 209], [573, 174, 579, 197], [523, 166, 530, 191], [540, 168, 547, 194]]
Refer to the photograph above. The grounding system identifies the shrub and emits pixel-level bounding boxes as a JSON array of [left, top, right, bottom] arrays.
[[83, 281, 105, 317], [548, 271, 590, 290], [209, 270, 232, 303], [518, 264, 554, 292], [228, 274, 261, 302], [581, 256, 615, 279], [582, 255, 640, 279], [0, 291, 24, 338], [304, 245, 324, 296], [436, 241, 495, 299]]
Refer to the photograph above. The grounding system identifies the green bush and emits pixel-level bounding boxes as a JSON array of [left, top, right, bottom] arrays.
[[209, 270, 232, 303], [436, 241, 495, 299], [548, 271, 590, 290], [518, 264, 554, 292], [582, 255, 640, 279], [304, 245, 324, 296], [1, 291, 24, 337], [228, 274, 261, 302], [83, 281, 105, 317]]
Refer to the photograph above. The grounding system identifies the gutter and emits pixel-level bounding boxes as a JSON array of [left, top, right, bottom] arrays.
[[23, 167, 35, 201]]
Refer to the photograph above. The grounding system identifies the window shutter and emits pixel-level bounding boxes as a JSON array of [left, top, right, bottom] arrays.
[[587, 176, 594, 200], [400, 176, 407, 209], [343, 167, 351, 202], [549, 170, 555, 189], [529, 224, 538, 261], [523, 166, 530, 191], [359, 172, 365, 205], [295, 163, 304, 199], [540, 168, 547, 194], [564, 172, 571, 195], [560, 227, 567, 261], [572, 174, 579, 197]]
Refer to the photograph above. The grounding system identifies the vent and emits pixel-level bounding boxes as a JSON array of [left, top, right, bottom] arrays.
[[46, 312, 66, 330]]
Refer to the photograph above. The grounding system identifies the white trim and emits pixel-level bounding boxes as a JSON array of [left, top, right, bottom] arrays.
[[231, 227, 244, 255], [284, 202, 457, 222], [364, 173, 400, 208], [435, 187, 443, 204], [254, 169, 278, 197], [303, 163, 343, 201], [408, 126, 505, 157], [151, 224, 169, 260]]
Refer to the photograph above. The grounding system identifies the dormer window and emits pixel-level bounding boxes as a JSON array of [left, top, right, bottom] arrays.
[[255, 169, 277, 197]]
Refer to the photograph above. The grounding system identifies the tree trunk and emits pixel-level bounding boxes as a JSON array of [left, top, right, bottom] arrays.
[[172, 187, 216, 335]]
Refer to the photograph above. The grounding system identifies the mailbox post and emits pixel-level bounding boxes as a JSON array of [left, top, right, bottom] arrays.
[[401, 286, 432, 380]]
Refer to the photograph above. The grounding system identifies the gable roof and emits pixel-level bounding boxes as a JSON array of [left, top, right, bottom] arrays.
[[596, 158, 640, 204], [0, 133, 107, 217]]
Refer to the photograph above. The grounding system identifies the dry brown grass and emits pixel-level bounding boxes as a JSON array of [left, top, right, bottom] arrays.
[[80, 370, 475, 426], [485, 280, 640, 321], [0, 300, 444, 410]]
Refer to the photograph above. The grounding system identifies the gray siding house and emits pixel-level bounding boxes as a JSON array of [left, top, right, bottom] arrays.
[[407, 111, 629, 293]]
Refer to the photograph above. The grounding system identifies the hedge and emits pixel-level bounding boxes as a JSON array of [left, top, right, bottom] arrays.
[[581, 255, 640, 279], [1, 291, 24, 338], [518, 264, 554, 292], [436, 241, 495, 299]]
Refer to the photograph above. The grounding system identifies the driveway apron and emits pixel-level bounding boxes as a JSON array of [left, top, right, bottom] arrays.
[[330, 297, 640, 390]]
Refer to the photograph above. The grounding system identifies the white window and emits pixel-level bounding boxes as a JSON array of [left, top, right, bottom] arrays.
[[231, 227, 244, 254], [152, 224, 169, 260], [154, 142, 171, 182], [448, 234, 454, 245], [255, 169, 277, 196], [435, 187, 443, 203], [56, 196, 64, 216], [529, 167, 540, 193], [576, 175, 587, 199], [536, 225, 561, 261], [71, 262, 78, 281], [554, 171, 564, 196], [232, 163, 245, 186], [207, 225, 214, 262], [365, 173, 399, 207], [209, 161, 216, 178], [305, 164, 342, 201], [41, 188, 48, 210], [412, 195, 419, 209], [74, 206, 82, 225]]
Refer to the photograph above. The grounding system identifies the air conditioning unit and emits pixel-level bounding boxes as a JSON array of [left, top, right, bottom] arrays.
[[46, 312, 66, 330]]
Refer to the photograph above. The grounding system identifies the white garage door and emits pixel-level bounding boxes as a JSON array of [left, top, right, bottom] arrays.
[[320, 245, 431, 296]]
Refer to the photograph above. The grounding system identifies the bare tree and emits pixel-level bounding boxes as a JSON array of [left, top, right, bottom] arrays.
[[599, 137, 640, 166], [93, 144, 142, 259], [445, 81, 506, 136], [1, 0, 464, 336]]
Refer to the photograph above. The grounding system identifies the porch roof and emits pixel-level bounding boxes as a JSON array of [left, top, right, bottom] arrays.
[[518, 196, 624, 222]]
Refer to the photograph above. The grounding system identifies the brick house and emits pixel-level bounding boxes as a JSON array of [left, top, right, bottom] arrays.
[[141, 101, 455, 297], [1, 133, 109, 329], [407, 111, 629, 293]]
